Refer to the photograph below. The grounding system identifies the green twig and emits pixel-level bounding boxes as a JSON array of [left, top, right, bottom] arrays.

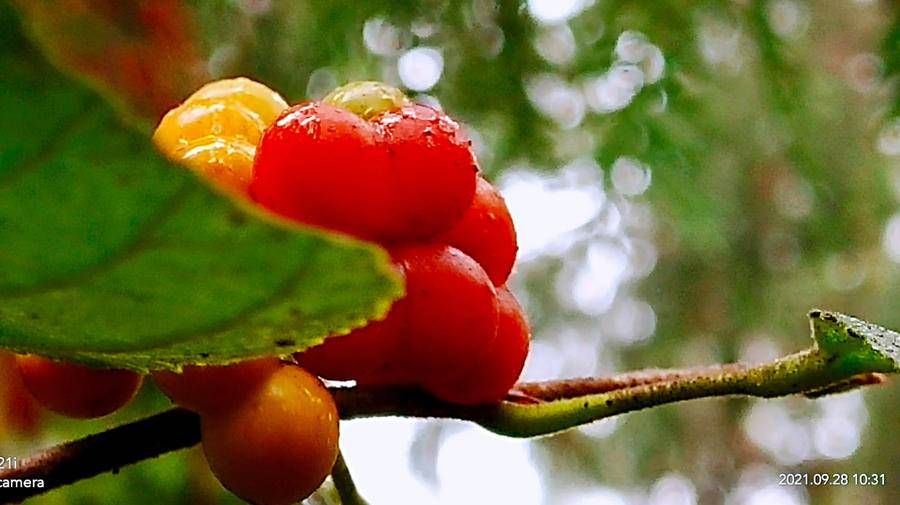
[[0, 310, 895, 502], [331, 450, 369, 505], [338, 310, 898, 437]]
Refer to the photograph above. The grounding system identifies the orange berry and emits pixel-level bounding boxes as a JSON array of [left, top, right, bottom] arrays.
[[201, 365, 339, 505], [15, 355, 142, 419]]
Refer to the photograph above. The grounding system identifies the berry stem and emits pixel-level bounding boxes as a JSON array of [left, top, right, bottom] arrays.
[[0, 310, 895, 502], [331, 450, 369, 505], [0, 408, 200, 503]]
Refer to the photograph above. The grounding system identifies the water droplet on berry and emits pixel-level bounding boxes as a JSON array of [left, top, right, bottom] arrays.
[[380, 113, 402, 126], [413, 106, 439, 121], [276, 110, 303, 128], [299, 116, 321, 136], [437, 118, 457, 134]]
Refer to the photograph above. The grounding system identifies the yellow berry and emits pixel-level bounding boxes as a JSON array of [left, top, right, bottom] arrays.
[[323, 80, 410, 120], [201, 365, 339, 505], [153, 98, 269, 152], [153, 78, 287, 194], [190, 77, 289, 126], [175, 136, 256, 193]]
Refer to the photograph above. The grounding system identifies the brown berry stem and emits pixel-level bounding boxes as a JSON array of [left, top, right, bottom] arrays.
[[0, 408, 200, 503]]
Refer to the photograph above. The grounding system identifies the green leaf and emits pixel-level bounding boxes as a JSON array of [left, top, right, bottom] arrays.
[[0, 7, 403, 372], [808, 310, 900, 374]]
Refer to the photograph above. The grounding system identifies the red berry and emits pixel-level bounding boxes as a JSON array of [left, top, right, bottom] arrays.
[[294, 312, 403, 382], [151, 357, 280, 414], [389, 245, 498, 380], [15, 355, 143, 419], [202, 364, 339, 505], [438, 175, 517, 285], [250, 102, 394, 240], [0, 353, 42, 435], [374, 104, 478, 241], [250, 102, 477, 243], [424, 287, 530, 405]]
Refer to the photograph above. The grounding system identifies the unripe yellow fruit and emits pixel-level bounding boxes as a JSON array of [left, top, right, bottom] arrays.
[[153, 77, 287, 193], [323, 80, 410, 120], [191, 77, 289, 126], [201, 364, 339, 505]]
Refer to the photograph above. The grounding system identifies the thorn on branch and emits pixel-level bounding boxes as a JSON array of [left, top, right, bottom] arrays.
[[803, 373, 888, 398]]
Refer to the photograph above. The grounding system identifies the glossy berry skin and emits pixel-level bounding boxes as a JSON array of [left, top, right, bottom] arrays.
[[151, 357, 280, 414], [251, 102, 395, 240], [375, 104, 479, 242], [189, 77, 289, 126], [294, 312, 402, 382], [154, 77, 287, 193], [15, 355, 143, 419], [174, 137, 257, 194], [155, 78, 288, 149], [154, 98, 270, 151], [323, 80, 410, 120], [424, 287, 530, 405], [438, 175, 518, 286], [250, 102, 477, 243], [388, 245, 498, 380], [202, 365, 339, 505]]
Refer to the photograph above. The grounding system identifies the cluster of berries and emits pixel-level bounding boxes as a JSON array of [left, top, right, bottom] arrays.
[[10, 352, 334, 505], [265, 85, 529, 406], [154, 77, 530, 406], [10, 77, 530, 505]]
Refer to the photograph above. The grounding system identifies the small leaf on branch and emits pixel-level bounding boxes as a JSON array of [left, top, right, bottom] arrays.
[[808, 309, 900, 373]]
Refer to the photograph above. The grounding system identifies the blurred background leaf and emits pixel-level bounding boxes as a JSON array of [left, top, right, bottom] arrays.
[[11, 0, 209, 124]]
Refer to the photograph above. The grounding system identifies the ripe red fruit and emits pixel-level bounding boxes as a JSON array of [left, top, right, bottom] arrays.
[[151, 357, 280, 414], [389, 245, 498, 380], [294, 313, 403, 382], [438, 175, 518, 285], [250, 102, 477, 243], [424, 287, 530, 405], [0, 353, 42, 435], [202, 364, 339, 505], [250, 102, 394, 240], [15, 355, 143, 419], [374, 104, 478, 242]]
